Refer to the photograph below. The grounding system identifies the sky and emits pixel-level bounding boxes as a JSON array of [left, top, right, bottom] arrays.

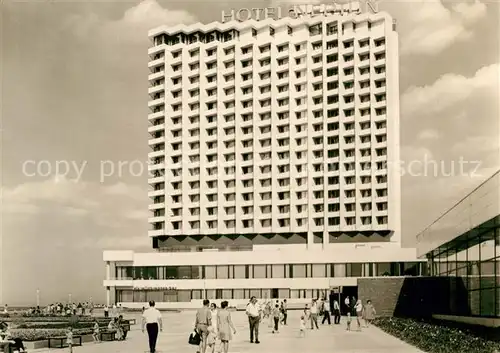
[[1, 0, 499, 306]]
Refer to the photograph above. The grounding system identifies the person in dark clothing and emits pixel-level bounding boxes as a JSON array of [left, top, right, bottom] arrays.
[[142, 301, 163, 353]]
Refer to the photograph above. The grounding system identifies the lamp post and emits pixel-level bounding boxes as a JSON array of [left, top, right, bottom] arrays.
[[36, 289, 40, 307], [69, 293, 72, 304]]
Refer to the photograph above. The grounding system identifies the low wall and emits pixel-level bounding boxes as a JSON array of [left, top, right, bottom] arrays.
[[24, 333, 96, 350], [358, 277, 471, 318]]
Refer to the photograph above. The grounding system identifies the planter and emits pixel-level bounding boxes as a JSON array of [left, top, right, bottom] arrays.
[[24, 333, 97, 350]]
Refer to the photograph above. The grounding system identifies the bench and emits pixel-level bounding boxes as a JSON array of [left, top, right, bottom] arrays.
[[99, 331, 116, 341], [48, 336, 82, 348]]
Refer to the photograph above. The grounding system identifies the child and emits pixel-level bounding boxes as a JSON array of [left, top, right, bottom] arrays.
[[66, 327, 73, 353], [346, 312, 352, 331], [299, 315, 306, 337], [272, 304, 280, 334], [92, 319, 100, 343], [206, 325, 216, 353]]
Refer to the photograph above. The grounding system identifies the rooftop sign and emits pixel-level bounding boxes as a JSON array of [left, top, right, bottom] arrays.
[[221, 1, 378, 23]]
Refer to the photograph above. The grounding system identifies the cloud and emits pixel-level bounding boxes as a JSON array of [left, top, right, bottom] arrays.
[[417, 129, 440, 141], [64, 0, 197, 43], [402, 62, 498, 118], [399, 0, 487, 56], [2, 178, 150, 305]]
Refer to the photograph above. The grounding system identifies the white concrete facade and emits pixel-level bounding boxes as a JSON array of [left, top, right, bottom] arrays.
[[103, 9, 422, 308], [147, 11, 401, 244], [103, 243, 423, 308]]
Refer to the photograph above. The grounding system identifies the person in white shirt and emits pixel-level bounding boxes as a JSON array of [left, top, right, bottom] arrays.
[[333, 300, 341, 324], [321, 299, 331, 325], [142, 301, 163, 353], [309, 300, 319, 329], [245, 296, 261, 344], [344, 296, 350, 315], [354, 299, 363, 331]]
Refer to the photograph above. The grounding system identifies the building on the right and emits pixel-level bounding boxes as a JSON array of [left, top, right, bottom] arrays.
[[416, 169, 500, 320]]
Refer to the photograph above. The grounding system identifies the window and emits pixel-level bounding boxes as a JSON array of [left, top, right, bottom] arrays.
[[253, 265, 266, 279]]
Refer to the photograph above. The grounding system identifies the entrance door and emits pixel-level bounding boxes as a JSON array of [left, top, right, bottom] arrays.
[[271, 288, 279, 299]]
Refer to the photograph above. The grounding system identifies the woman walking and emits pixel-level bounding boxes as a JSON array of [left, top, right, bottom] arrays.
[[310, 300, 319, 330], [210, 303, 219, 352], [354, 299, 363, 331], [217, 301, 236, 353], [364, 300, 376, 327]]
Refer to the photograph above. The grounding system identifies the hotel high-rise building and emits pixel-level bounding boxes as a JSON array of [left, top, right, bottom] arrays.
[[103, 4, 423, 308]]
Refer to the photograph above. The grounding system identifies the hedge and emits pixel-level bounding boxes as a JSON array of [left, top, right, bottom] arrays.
[[373, 317, 500, 353]]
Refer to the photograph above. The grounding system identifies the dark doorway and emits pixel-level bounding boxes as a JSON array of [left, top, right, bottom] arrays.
[[340, 286, 358, 315], [271, 288, 279, 299]]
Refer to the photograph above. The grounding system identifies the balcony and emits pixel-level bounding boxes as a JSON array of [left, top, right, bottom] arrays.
[[148, 136, 165, 146], [148, 71, 165, 82], [148, 175, 165, 184], [148, 84, 165, 95], [148, 203, 165, 210]]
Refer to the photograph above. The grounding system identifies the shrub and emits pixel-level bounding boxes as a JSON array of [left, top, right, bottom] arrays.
[[373, 317, 500, 353], [10, 328, 92, 341]]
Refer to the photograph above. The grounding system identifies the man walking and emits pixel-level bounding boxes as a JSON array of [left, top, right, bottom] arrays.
[[333, 299, 341, 324], [246, 296, 261, 344], [194, 299, 212, 353], [281, 299, 288, 325], [322, 299, 331, 325], [142, 300, 163, 353]]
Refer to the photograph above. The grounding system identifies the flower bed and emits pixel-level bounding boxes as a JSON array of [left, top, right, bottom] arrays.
[[9, 328, 92, 341], [1, 316, 111, 323], [16, 322, 109, 330], [373, 317, 500, 353]]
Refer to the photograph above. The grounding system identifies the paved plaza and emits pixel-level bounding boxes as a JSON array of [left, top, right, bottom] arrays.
[[33, 311, 423, 353]]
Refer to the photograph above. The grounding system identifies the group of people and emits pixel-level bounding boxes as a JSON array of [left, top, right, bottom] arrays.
[[139, 295, 377, 353], [342, 296, 377, 331], [193, 299, 237, 353], [262, 298, 288, 332]]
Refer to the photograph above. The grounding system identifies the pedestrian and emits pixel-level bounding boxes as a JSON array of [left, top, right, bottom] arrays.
[[245, 296, 261, 344], [299, 315, 306, 337], [321, 299, 331, 325], [364, 300, 376, 327], [104, 305, 109, 318], [92, 319, 100, 343], [303, 304, 310, 324], [66, 327, 73, 353], [195, 299, 212, 353], [209, 303, 219, 351], [346, 312, 352, 331], [310, 299, 319, 329], [142, 300, 163, 353], [272, 304, 280, 333], [354, 299, 363, 331], [280, 299, 288, 325], [206, 325, 216, 353], [217, 300, 236, 353], [344, 296, 350, 316], [333, 299, 341, 324]]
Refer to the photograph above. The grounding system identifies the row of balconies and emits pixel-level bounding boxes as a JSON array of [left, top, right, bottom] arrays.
[[148, 32, 387, 58], [148, 206, 390, 221], [151, 52, 386, 78], [148, 192, 390, 207]]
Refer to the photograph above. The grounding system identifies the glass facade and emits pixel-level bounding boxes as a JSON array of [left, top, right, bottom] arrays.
[[115, 262, 424, 280], [116, 288, 333, 303], [427, 223, 500, 317], [418, 170, 500, 318]]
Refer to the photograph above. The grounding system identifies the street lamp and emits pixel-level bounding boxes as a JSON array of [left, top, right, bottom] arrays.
[[36, 289, 40, 307]]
